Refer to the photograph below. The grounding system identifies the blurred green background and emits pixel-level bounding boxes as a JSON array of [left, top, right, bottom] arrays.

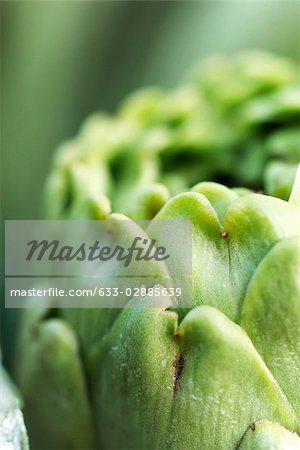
[[1, 0, 299, 220]]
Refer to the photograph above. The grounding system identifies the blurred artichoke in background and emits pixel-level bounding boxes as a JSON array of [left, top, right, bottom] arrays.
[[9, 52, 300, 449], [45, 51, 300, 221]]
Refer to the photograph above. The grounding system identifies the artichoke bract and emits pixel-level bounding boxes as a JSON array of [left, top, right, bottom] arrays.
[[14, 52, 300, 449], [17, 172, 300, 449]]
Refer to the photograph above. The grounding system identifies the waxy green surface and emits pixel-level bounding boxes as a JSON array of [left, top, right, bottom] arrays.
[[17, 173, 300, 449]]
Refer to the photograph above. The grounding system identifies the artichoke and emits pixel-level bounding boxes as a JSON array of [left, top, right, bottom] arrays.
[[17, 173, 300, 449], [9, 52, 300, 449]]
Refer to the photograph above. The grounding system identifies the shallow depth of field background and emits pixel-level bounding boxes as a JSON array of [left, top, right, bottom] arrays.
[[0, 1, 299, 363], [1, 1, 299, 220]]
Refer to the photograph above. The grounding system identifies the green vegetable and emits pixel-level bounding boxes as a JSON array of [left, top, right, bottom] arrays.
[[11, 51, 300, 449], [17, 172, 300, 449]]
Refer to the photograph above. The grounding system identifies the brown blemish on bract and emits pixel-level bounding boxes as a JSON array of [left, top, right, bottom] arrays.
[[173, 354, 185, 395], [222, 231, 229, 238], [250, 423, 256, 431]]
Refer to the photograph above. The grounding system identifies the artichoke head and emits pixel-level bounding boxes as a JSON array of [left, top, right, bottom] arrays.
[[17, 174, 300, 449], [13, 51, 300, 450]]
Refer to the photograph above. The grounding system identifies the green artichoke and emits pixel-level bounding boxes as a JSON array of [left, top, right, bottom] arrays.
[[11, 52, 300, 449], [17, 172, 300, 449]]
